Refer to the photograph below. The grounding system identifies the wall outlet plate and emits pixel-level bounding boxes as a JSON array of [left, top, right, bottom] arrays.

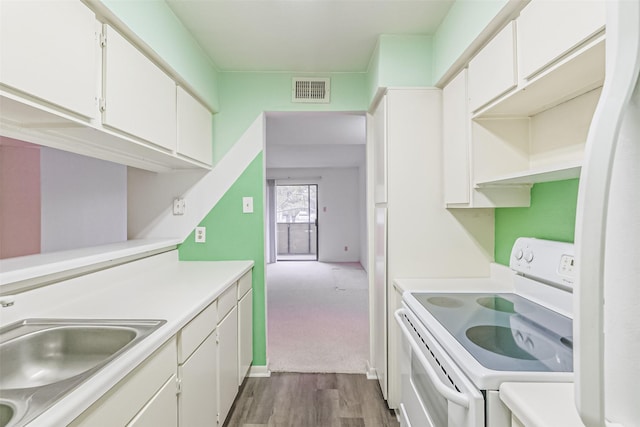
[[173, 198, 185, 215], [242, 197, 254, 214], [195, 226, 206, 243]]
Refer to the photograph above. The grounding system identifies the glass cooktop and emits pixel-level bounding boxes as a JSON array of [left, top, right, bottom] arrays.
[[411, 292, 573, 372]]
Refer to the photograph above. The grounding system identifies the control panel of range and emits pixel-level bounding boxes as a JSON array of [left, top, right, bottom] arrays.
[[510, 237, 575, 289]]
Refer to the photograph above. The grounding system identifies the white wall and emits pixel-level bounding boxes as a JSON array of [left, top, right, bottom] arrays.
[[40, 147, 127, 252], [267, 167, 362, 263]]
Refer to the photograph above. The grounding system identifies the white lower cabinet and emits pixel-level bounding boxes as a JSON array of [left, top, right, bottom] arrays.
[[218, 305, 239, 425], [128, 374, 178, 427], [70, 337, 177, 427], [237, 269, 253, 385], [69, 268, 253, 427], [179, 330, 218, 427], [238, 288, 253, 385]]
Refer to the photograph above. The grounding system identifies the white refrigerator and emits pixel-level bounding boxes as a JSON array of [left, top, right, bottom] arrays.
[[574, 1, 640, 426]]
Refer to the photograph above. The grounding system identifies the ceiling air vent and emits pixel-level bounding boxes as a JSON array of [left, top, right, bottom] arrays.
[[292, 77, 330, 103]]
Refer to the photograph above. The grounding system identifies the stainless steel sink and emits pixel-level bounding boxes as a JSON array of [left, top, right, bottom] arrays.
[[0, 319, 166, 427], [0, 402, 14, 427]]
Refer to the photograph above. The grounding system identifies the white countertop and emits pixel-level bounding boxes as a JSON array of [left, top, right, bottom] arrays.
[[0, 250, 253, 427], [393, 263, 517, 294], [500, 382, 585, 427], [0, 238, 182, 294]]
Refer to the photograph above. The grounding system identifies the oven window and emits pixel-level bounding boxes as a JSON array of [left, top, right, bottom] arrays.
[[411, 353, 448, 426]]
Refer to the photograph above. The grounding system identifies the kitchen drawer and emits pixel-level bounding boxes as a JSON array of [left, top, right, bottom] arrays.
[[237, 270, 252, 300], [178, 302, 217, 364], [218, 283, 237, 322], [468, 21, 517, 112]]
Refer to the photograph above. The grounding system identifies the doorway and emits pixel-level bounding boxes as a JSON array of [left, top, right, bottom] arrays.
[[276, 184, 318, 261]]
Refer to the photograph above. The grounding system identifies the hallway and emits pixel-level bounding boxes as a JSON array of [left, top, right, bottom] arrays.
[[267, 261, 369, 374]]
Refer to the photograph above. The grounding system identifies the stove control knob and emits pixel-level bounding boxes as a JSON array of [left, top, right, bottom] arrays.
[[524, 251, 534, 263], [515, 249, 523, 260]]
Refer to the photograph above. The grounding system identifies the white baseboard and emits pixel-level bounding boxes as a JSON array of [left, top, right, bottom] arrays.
[[365, 360, 378, 380], [248, 364, 271, 378]]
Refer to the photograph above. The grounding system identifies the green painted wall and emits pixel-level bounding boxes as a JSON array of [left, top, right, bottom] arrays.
[[213, 72, 368, 164], [366, 35, 433, 105], [101, 0, 220, 111], [179, 153, 266, 365], [494, 179, 580, 265], [432, 0, 508, 83]]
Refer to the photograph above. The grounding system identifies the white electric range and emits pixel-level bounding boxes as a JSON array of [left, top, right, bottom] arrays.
[[395, 237, 575, 427]]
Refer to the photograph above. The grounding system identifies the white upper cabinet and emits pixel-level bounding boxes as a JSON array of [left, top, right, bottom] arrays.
[[468, 21, 517, 113], [0, 1, 97, 118], [443, 69, 470, 205], [517, 0, 606, 81], [177, 87, 212, 166], [102, 25, 176, 151], [444, 1, 605, 207]]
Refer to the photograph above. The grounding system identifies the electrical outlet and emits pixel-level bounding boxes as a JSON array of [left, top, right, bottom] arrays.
[[173, 198, 185, 215], [195, 226, 206, 243], [559, 254, 575, 276]]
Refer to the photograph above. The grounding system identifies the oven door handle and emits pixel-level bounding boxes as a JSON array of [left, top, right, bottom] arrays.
[[394, 308, 470, 409]]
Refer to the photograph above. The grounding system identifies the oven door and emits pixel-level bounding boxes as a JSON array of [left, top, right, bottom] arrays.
[[395, 305, 484, 427]]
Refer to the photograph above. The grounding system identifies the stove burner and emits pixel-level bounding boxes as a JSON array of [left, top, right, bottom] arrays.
[[466, 325, 536, 360], [427, 296, 464, 308], [477, 296, 516, 313]]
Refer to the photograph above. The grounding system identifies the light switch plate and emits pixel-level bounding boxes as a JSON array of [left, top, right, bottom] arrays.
[[242, 197, 254, 213]]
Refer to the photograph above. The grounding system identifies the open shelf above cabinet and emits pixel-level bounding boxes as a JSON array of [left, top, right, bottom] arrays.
[[475, 161, 582, 187], [475, 33, 605, 119]]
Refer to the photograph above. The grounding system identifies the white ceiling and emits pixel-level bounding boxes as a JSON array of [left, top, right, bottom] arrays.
[[165, 0, 454, 72], [265, 112, 366, 169]]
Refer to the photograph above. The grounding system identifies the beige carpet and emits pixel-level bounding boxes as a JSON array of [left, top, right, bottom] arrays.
[[267, 261, 369, 374]]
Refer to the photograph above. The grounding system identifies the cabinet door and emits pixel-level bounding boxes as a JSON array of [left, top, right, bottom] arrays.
[[443, 69, 471, 205], [373, 95, 388, 204], [218, 305, 239, 425], [103, 25, 176, 151], [177, 87, 212, 165], [0, 1, 96, 118], [238, 288, 253, 385], [70, 338, 177, 427], [517, 0, 605, 80], [179, 331, 218, 427], [373, 206, 387, 399], [468, 21, 517, 112], [128, 375, 177, 427]]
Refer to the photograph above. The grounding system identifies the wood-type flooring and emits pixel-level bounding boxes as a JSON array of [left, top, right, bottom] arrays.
[[224, 373, 400, 427]]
